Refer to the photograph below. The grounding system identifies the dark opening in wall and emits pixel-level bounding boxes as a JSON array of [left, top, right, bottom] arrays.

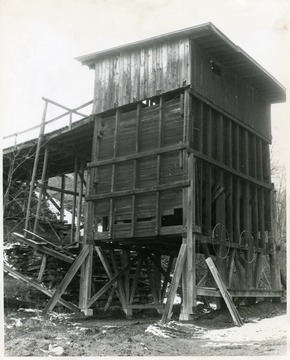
[[161, 208, 183, 227], [210, 60, 222, 76]]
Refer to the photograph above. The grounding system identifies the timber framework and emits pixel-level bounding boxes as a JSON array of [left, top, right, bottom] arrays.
[[3, 23, 286, 322]]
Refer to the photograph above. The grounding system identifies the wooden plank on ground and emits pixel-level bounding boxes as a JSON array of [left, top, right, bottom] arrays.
[[161, 256, 174, 302], [37, 255, 47, 282], [4, 264, 79, 312], [205, 257, 243, 327], [161, 244, 187, 324], [13, 233, 75, 263], [43, 245, 90, 314]]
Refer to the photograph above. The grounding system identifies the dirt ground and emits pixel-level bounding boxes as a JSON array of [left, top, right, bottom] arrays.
[[3, 276, 288, 357]]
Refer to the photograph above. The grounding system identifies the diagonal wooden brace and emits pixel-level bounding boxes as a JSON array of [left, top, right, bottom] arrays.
[[43, 245, 90, 314]]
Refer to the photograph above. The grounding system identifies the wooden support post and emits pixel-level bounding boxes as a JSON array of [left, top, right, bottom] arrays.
[[79, 245, 94, 314], [156, 96, 163, 236], [76, 161, 84, 243], [129, 257, 144, 304], [227, 120, 233, 168], [206, 108, 212, 158], [234, 177, 240, 243], [205, 164, 212, 237], [95, 246, 123, 307], [25, 100, 48, 234], [216, 170, 227, 285], [198, 102, 204, 153], [269, 188, 281, 295], [180, 152, 196, 321], [161, 244, 187, 324], [145, 257, 159, 305], [122, 250, 133, 317], [161, 256, 174, 303], [110, 249, 127, 309], [43, 245, 90, 314], [60, 174, 66, 222], [37, 255, 47, 282], [70, 157, 78, 243], [104, 287, 116, 312], [255, 187, 265, 287], [79, 116, 100, 315], [87, 253, 142, 308], [33, 147, 49, 234], [243, 181, 253, 290]]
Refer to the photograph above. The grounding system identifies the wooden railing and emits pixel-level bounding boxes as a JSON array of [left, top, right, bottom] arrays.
[[2, 97, 93, 148]]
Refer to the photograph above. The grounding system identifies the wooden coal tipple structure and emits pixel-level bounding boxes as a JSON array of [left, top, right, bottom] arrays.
[[3, 23, 286, 320]]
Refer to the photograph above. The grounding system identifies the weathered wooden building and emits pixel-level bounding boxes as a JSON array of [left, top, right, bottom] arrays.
[[3, 23, 286, 321]]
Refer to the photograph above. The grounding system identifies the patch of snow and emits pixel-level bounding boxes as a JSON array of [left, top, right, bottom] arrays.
[[35, 191, 84, 235], [163, 295, 182, 304], [145, 324, 171, 338], [202, 314, 288, 343]]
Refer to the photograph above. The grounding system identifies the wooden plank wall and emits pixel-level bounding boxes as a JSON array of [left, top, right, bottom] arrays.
[[191, 41, 271, 141], [90, 93, 188, 239], [191, 93, 273, 288], [93, 38, 190, 113]]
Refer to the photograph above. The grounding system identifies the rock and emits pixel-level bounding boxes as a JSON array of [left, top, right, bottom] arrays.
[[48, 344, 65, 356]]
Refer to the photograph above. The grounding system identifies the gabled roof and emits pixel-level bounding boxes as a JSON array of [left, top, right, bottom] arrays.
[[76, 22, 286, 104]]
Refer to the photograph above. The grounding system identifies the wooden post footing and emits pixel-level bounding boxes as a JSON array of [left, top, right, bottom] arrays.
[[81, 308, 94, 316], [179, 313, 194, 321]]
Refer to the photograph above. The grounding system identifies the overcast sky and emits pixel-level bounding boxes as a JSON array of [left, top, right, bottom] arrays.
[[0, 0, 289, 167]]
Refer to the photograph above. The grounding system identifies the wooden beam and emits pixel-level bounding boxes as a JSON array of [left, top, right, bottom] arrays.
[[103, 287, 116, 312], [87, 143, 188, 168], [13, 232, 75, 263], [70, 157, 78, 243], [87, 179, 190, 201], [60, 174, 66, 222], [206, 257, 243, 327], [191, 150, 272, 190], [37, 255, 47, 282], [4, 264, 79, 312], [161, 244, 187, 324], [87, 253, 142, 308], [129, 257, 144, 304], [33, 147, 49, 234], [145, 258, 159, 304], [110, 249, 126, 308], [76, 161, 84, 243], [41, 184, 85, 197], [24, 230, 73, 256], [147, 253, 172, 285], [25, 100, 48, 234], [79, 245, 94, 311], [161, 256, 174, 303], [43, 245, 90, 314], [181, 153, 197, 320]]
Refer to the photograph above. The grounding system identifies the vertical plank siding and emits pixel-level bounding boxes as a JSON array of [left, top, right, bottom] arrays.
[[191, 41, 271, 141], [90, 93, 186, 239], [189, 92, 272, 256], [93, 38, 190, 113]]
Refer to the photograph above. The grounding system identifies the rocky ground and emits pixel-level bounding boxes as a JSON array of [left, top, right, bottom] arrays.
[[3, 275, 288, 357]]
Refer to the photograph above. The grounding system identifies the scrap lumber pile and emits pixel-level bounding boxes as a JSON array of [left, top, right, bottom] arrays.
[[4, 235, 154, 310]]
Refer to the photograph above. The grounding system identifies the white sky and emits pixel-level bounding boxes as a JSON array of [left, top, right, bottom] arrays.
[[0, 0, 289, 167]]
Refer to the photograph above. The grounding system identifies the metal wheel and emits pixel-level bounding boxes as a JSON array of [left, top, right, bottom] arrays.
[[211, 223, 230, 259], [238, 230, 256, 264]]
